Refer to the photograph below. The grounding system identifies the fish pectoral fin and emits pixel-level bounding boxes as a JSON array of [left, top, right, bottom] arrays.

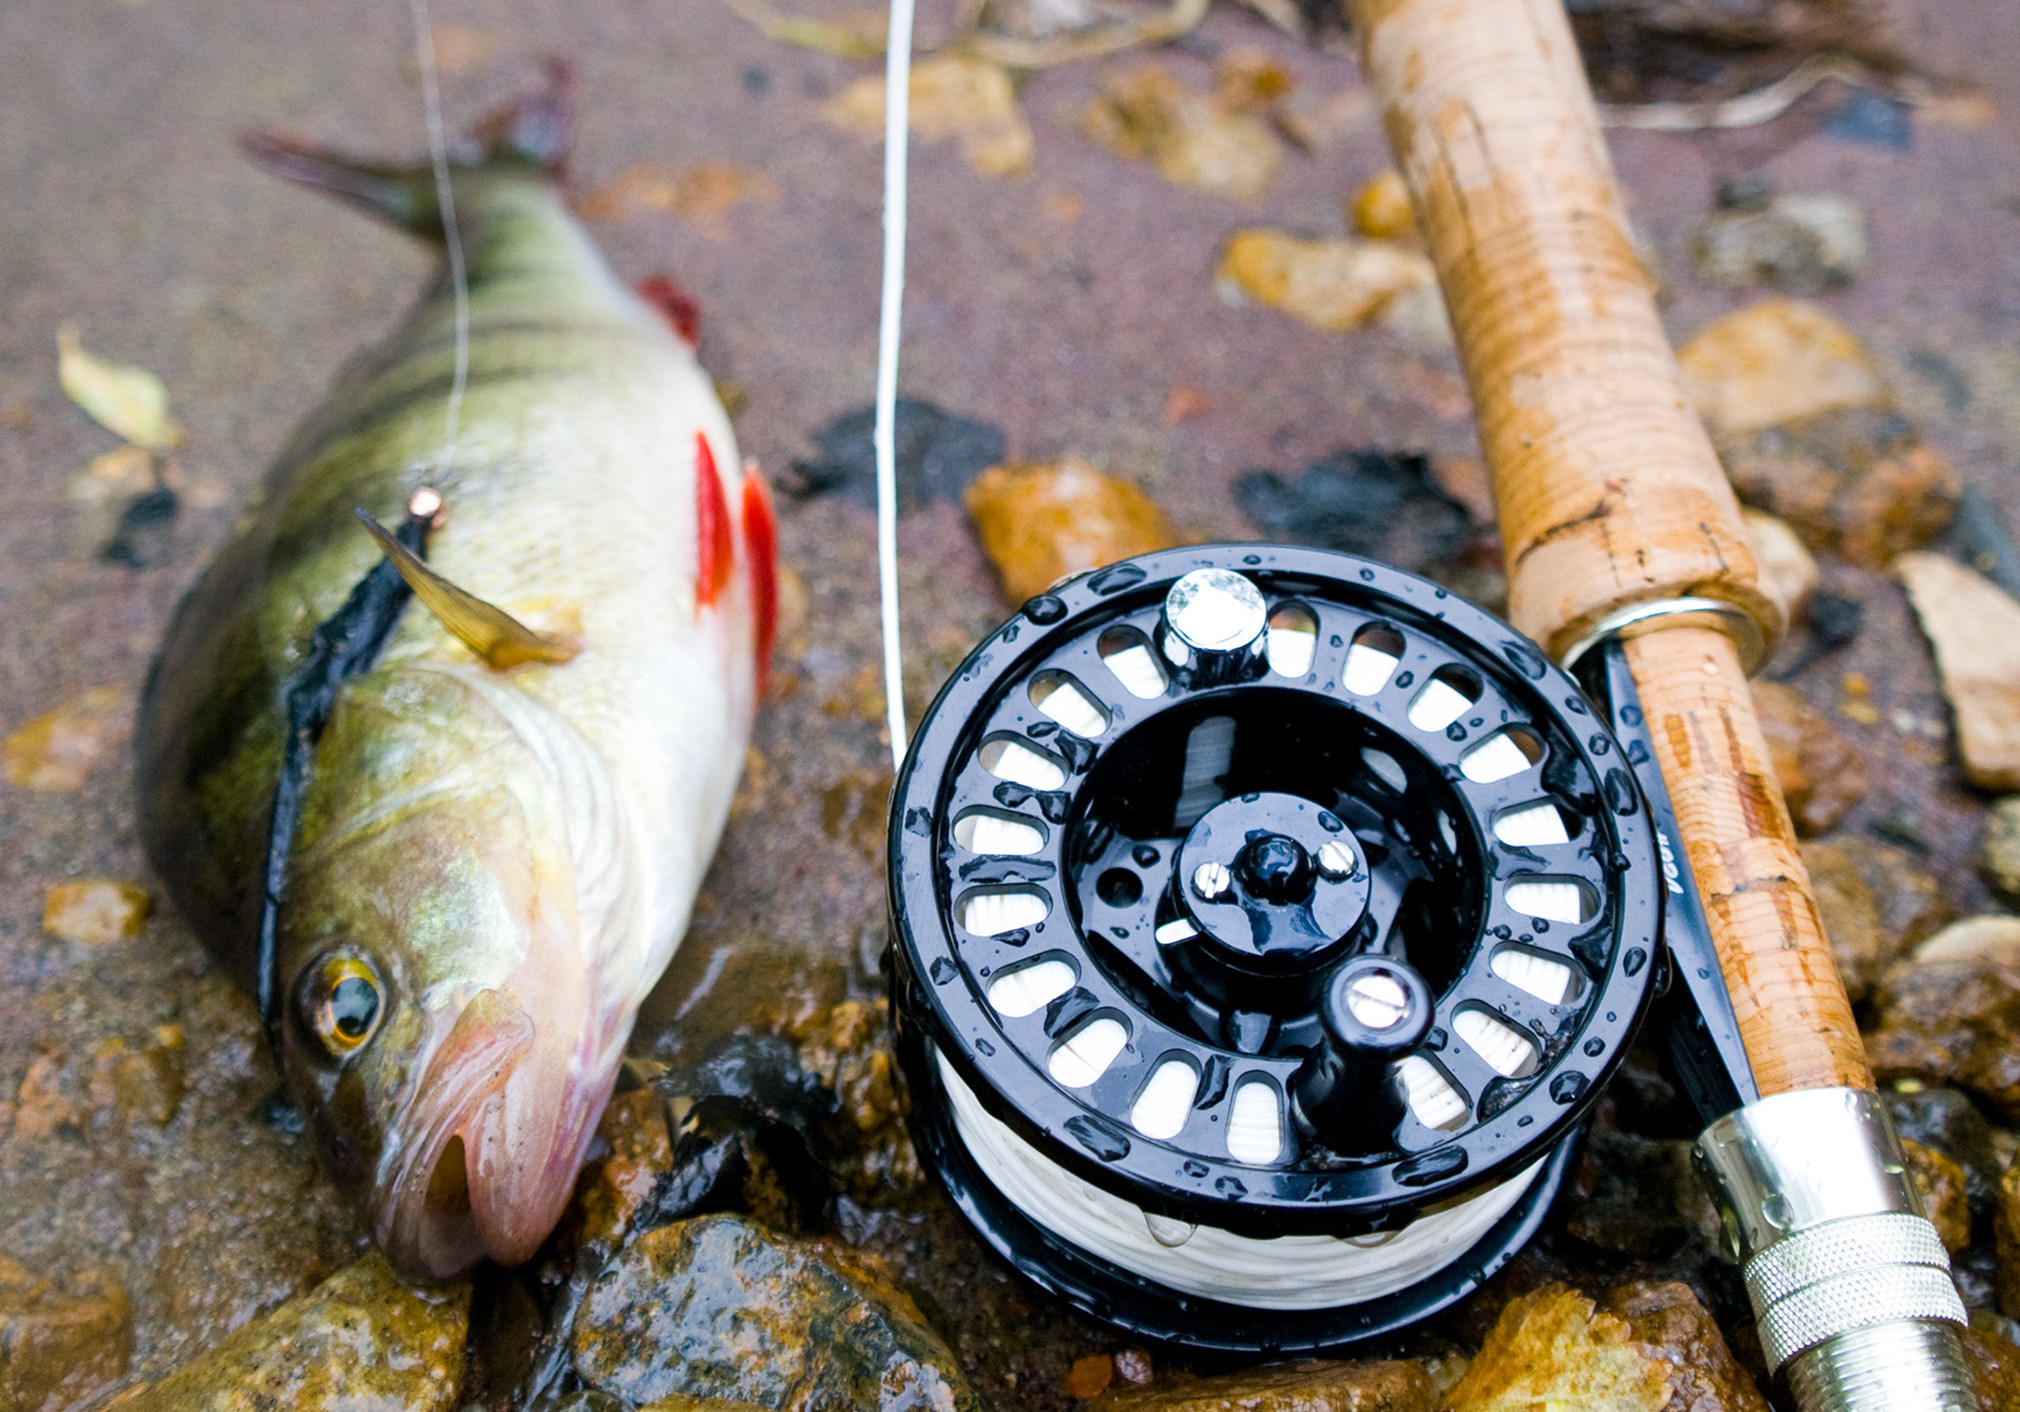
[[355, 510, 581, 671]]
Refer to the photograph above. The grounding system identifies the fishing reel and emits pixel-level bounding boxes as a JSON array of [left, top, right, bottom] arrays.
[[886, 545, 1672, 1352]]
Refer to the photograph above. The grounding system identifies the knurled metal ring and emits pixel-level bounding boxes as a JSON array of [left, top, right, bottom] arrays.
[[1746, 1212, 1951, 1306], [1556, 596, 1768, 676], [1757, 1265, 1967, 1371]]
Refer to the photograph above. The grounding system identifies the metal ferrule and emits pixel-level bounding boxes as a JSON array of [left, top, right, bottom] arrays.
[[1695, 1087, 1973, 1410]]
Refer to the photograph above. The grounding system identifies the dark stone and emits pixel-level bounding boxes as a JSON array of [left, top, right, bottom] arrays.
[[571, 1213, 980, 1412], [1883, 1086, 2003, 1230], [101, 485, 180, 567], [1563, 1127, 1718, 1260], [1599, 1281, 1771, 1412], [1233, 450, 1469, 573], [1823, 89, 1912, 149], [786, 401, 1006, 511]]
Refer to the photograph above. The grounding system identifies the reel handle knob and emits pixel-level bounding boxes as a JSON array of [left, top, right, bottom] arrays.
[[1291, 956, 1433, 1151]]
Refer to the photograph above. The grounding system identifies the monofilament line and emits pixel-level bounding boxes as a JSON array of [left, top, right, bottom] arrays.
[[408, 0, 470, 460], [873, 0, 918, 772]]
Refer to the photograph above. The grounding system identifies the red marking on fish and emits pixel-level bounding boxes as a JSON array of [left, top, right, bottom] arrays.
[[636, 276, 701, 347], [742, 461, 778, 697], [695, 433, 734, 608]]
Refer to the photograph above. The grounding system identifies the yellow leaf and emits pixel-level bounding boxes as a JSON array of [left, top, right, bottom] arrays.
[[56, 324, 184, 451]]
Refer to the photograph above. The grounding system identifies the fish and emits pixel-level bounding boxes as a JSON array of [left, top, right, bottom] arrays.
[[134, 66, 775, 1279]]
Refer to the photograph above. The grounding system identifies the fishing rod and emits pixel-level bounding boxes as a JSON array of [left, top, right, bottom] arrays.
[[871, 1, 1972, 1408]]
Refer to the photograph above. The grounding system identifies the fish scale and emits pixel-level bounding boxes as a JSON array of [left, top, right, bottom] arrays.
[[137, 84, 768, 1278]]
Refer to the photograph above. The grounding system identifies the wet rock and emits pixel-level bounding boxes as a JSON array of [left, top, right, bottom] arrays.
[[1677, 299, 1886, 439], [571, 1213, 978, 1412], [1691, 190, 1867, 293], [1743, 507, 1817, 627], [1599, 1281, 1770, 1412], [1799, 840, 1888, 1001], [1866, 920, 2020, 1121], [792, 998, 925, 1206], [1113, 1347, 1154, 1385], [1899, 552, 2020, 790], [101, 485, 181, 568], [963, 458, 1177, 603], [1960, 1323, 2020, 1411], [1350, 169, 1416, 241], [1215, 232, 1437, 334], [1444, 1284, 1670, 1411], [1985, 797, 2020, 906], [41, 879, 150, 945], [1831, 835, 1954, 959], [1234, 449, 1469, 575], [787, 401, 1005, 512], [1069, 1355, 1115, 1400], [1902, 1138, 1972, 1252], [119, 1254, 469, 1412], [1082, 64, 1282, 201], [88, 1025, 187, 1129], [2, 686, 124, 790], [1565, 1128, 1720, 1259], [829, 54, 1034, 179], [0, 1256, 133, 1412], [1750, 682, 1867, 836], [1884, 1085, 2003, 1229], [1720, 408, 1958, 568], [2001, 1155, 2020, 1318], [1089, 1359, 1435, 1412], [572, 1087, 675, 1250]]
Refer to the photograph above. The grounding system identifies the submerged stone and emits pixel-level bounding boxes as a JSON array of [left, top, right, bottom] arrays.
[[0, 1257, 132, 1412], [964, 459, 1177, 604], [1899, 553, 2020, 790], [1599, 1281, 1770, 1412], [1089, 1358, 1436, 1412], [1751, 682, 1867, 836]]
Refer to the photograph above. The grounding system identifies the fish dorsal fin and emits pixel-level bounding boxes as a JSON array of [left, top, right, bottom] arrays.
[[356, 510, 580, 671]]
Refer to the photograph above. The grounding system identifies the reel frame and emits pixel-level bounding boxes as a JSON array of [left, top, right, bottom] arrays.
[[887, 545, 1664, 1346]]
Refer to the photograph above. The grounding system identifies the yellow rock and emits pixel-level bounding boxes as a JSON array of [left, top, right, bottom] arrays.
[[1897, 552, 2020, 790], [965, 458, 1177, 602], [1447, 1284, 1671, 1411], [1676, 298, 1886, 438], [1350, 169, 1416, 240], [116, 1255, 469, 1412], [1216, 231, 1435, 333], [44, 880, 151, 945], [0, 1257, 132, 1412], [4, 687, 125, 790], [829, 54, 1034, 179], [1082, 64, 1280, 201], [1742, 507, 1818, 626]]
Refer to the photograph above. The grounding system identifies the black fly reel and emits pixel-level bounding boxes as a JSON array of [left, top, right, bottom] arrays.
[[887, 546, 1664, 1352]]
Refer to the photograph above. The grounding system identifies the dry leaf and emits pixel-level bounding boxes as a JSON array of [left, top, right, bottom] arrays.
[[725, 0, 888, 57], [1082, 63, 1281, 200], [4, 688, 125, 791], [1214, 46, 1294, 111], [1446, 1285, 1672, 1412], [44, 881, 151, 946], [66, 445, 158, 504], [830, 54, 1035, 179], [578, 163, 777, 226], [1216, 231, 1436, 332], [56, 325, 184, 451]]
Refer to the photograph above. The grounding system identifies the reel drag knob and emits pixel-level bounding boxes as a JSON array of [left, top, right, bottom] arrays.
[[1291, 957, 1433, 1152], [1158, 568, 1268, 687]]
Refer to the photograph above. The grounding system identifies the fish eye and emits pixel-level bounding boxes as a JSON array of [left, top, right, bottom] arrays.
[[300, 952, 385, 1057]]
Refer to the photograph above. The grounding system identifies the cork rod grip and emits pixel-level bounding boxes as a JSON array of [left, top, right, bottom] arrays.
[[1342, 0, 1870, 1092]]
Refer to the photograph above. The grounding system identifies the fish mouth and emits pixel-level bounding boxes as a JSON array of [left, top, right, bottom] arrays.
[[376, 987, 614, 1279]]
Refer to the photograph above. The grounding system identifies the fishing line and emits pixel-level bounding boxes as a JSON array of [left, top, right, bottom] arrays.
[[874, 0, 918, 771], [408, 0, 471, 461]]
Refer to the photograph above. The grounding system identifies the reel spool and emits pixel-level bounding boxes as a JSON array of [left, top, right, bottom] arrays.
[[886, 546, 1664, 1352]]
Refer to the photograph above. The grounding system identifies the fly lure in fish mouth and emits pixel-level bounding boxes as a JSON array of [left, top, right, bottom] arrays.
[[137, 62, 774, 1279]]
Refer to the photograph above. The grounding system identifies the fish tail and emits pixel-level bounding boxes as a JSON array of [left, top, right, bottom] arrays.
[[240, 58, 576, 237]]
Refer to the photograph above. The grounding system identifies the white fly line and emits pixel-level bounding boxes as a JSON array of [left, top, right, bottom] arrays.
[[874, 0, 920, 771], [407, 0, 469, 465]]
